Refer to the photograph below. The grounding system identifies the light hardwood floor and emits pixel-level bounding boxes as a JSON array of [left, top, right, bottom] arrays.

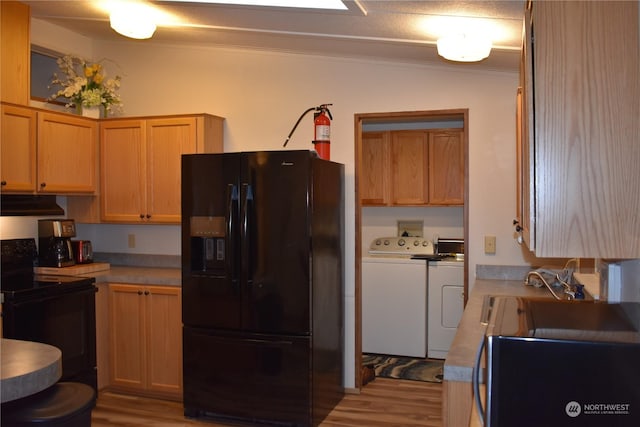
[[91, 378, 442, 427]]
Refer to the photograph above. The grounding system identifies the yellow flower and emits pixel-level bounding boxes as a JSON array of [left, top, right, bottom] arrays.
[[93, 73, 104, 84]]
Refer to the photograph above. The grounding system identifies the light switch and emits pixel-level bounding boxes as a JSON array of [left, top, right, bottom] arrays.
[[484, 235, 496, 254]]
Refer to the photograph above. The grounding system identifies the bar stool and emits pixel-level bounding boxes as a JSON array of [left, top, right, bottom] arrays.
[[1, 382, 95, 427]]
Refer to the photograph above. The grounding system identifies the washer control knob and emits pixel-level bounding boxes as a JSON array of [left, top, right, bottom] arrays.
[[422, 241, 430, 247], [383, 239, 390, 246], [413, 240, 420, 246], [398, 239, 406, 247]]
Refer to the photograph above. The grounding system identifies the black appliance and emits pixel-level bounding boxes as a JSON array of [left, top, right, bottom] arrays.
[[38, 219, 76, 267], [181, 150, 344, 426], [476, 296, 640, 427], [1, 238, 97, 392]]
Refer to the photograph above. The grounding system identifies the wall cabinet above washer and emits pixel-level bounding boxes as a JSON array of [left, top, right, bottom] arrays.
[[360, 129, 464, 207]]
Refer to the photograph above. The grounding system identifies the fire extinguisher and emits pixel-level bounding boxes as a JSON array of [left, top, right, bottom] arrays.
[[313, 105, 332, 160], [283, 104, 333, 160]]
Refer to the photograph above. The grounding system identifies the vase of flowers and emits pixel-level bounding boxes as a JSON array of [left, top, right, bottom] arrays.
[[49, 55, 123, 117]]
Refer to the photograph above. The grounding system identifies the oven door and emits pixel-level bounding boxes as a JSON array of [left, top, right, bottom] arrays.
[[2, 285, 97, 390]]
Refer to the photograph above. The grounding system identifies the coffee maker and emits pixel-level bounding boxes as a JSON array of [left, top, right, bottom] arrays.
[[38, 219, 76, 267]]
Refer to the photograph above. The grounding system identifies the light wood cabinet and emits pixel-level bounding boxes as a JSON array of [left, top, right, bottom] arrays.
[[37, 111, 98, 193], [361, 129, 464, 206], [360, 131, 390, 205], [1, 1, 30, 105], [390, 130, 429, 205], [516, 1, 640, 258], [1, 104, 36, 192], [1, 104, 98, 194], [428, 130, 464, 205], [95, 283, 110, 391], [68, 114, 223, 223], [108, 283, 182, 400]]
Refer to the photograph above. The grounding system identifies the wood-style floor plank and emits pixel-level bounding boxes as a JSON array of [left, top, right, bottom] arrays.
[[91, 378, 442, 427]]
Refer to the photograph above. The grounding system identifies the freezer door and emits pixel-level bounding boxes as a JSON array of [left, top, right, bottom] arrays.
[[182, 153, 242, 329], [183, 327, 311, 425], [241, 151, 312, 335]]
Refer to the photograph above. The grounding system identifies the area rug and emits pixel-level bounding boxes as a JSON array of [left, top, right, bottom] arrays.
[[362, 354, 444, 383]]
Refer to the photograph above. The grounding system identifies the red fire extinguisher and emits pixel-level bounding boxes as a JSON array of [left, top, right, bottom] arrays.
[[283, 104, 333, 160], [313, 105, 332, 160]]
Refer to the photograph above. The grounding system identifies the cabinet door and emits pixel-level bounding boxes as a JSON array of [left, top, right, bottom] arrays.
[[145, 286, 182, 396], [95, 283, 110, 390], [428, 130, 464, 205], [37, 112, 98, 193], [1, 104, 36, 192], [145, 118, 197, 223], [100, 120, 147, 222], [109, 284, 146, 391], [390, 130, 428, 205], [530, 1, 640, 257], [0, 1, 30, 104], [360, 131, 390, 205]]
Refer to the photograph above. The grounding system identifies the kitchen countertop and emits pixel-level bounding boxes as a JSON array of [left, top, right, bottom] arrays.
[[85, 266, 181, 286], [1, 339, 62, 403], [443, 279, 555, 382]]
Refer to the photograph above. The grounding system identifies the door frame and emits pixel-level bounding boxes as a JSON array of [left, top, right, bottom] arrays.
[[353, 109, 469, 389]]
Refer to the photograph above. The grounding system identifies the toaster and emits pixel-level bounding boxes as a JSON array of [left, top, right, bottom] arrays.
[[71, 240, 93, 264]]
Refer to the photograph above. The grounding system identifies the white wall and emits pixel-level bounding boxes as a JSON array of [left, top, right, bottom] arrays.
[[23, 19, 541, 388]]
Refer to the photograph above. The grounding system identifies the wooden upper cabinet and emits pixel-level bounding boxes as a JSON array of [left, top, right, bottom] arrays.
[[360, 131, 390, 205], [36, 112, 98, 193], [390, 130, 429, 205], [1, 1, 30, 105], [360, 129, 464, 207], [145, 118, 197, 223], [428, 130, 464, 205], [95, 114, 223, 224], [100, 120, 146, 222], [518, 1, 640, 258], [1, 104, 37, 192]]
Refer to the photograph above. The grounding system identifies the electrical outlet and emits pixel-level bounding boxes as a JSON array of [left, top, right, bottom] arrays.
[[484, 235, 496, 254], [128, 234, 136, 248]]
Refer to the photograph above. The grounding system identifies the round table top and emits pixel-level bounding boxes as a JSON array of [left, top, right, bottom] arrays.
[[1, 338, 62, 403]]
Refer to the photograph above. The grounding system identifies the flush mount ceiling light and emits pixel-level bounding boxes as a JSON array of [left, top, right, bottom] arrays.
[[169, 0, 347, 10], [109, 2, 157, 39], [436, 33, 492, 62]]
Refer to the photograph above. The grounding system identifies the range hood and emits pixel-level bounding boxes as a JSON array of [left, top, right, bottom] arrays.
[[0, 195, 64, 216]]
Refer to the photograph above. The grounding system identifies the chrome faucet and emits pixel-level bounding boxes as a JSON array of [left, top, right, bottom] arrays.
[[524, 270, 572, 300]]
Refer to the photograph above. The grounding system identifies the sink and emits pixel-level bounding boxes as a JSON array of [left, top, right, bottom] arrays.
[[526, 299, 640, 343]]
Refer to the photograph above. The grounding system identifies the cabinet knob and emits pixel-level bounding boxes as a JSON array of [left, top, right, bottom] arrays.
[[139, 214, 145, 219], [1, 180, 6, 186], [145, 214, 151, 219], [40, 182, 46, 188], [137, 290, 143, 295], [144, 290, 150, 296], [512, 219, 523, 232]]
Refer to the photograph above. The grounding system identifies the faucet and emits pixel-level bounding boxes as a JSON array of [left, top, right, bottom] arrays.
[[524, 266, 584, 301]]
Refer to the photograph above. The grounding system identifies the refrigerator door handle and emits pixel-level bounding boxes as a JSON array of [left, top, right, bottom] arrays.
[[241, 183, 254, 286], [227, 184, 239, 285]]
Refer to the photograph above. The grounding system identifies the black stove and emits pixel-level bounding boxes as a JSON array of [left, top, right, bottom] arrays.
[[1, 238, 98, 392]]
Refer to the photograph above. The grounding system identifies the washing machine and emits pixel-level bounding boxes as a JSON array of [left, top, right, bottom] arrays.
[[361, 236, 433, 358]]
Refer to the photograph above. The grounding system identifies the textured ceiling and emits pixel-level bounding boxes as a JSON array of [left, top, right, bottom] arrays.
[[24, 0, 525, 71]]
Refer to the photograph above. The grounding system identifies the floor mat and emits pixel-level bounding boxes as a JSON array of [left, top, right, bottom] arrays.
[[362, 354, 444, 383]]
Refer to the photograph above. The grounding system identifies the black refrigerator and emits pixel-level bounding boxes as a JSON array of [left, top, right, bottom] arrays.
[[181, 150, 344, 426]]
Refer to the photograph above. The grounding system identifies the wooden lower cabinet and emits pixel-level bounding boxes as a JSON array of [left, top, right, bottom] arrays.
[[108, 283, 183, 400], [442, 380, 473, 427]]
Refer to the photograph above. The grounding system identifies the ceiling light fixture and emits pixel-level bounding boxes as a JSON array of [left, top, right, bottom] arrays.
[[436, 33, 492, 62], [109, 2, 157, 39]]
